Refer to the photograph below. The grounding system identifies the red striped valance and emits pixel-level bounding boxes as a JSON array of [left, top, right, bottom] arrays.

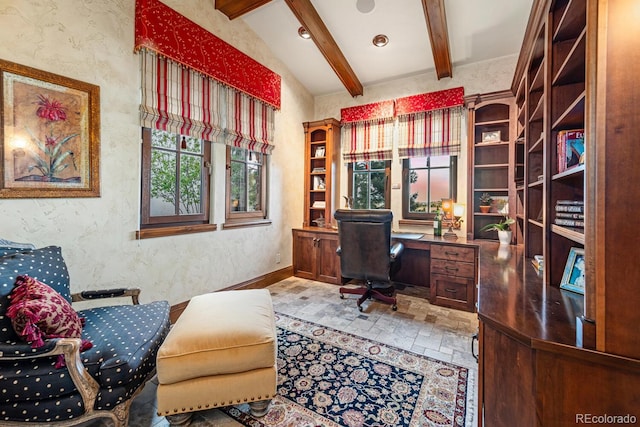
[[140, 51, 223, 141], [395, 87, 464, 116], [340, 100, 395, 124], [397, 106, 464, 158], [341, 118, 394, 163], [134, 0, 281, 109]]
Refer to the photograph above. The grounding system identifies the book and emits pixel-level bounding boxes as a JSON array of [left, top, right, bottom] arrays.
[[557, 129, 585, 171], [556, 200, 584, 205], [554, 218, 585, 227], [312, 201, 326, 208], [555, 212, 584, 219], [555, 204, 584, 213]]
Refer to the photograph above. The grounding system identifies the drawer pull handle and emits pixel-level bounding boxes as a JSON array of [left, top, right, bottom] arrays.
[[445, 251, 459, 256], [445, 288, 458, 293], [445, 266, 459, 271]]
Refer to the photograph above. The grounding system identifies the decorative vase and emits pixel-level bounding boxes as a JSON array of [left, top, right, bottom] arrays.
[[498, 230, 512, 245], [479, 205, 491, 213]]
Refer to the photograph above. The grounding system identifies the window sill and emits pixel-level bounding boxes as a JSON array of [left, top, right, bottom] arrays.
[[222, 219, 272, 229], [136, 224, 217, 239], [399, 219, 435, 227]]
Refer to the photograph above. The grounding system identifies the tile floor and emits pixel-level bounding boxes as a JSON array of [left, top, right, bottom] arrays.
[[95, 277, 480, 426]]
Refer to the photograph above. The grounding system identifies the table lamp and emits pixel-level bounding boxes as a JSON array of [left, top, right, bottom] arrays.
[[443, 203, 465, 240]]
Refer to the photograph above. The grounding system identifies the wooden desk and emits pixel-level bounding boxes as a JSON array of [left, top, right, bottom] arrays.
[[291, 227, 479, 312], [476, 241, 640, 426]]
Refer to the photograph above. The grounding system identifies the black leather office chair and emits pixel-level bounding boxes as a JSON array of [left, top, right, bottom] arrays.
[[334, 209, 404, 311]]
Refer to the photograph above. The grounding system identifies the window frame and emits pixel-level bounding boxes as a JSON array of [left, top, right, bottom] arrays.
[[401, 155, 458, 220], [224, 145, 270, 228], [347, 160, 391, 209], [140, 128, 212, 232]]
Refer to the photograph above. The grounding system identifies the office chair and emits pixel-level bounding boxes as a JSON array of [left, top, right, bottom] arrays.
[[334, 209, 404, 311]]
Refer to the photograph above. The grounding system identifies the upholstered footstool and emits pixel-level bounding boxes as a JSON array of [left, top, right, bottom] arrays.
[[156, 289, 277, 425]]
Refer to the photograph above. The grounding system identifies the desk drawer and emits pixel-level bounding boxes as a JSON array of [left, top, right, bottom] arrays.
[[430, 274, 474, 312], [431, 259, 475, 279], [431, 244, 475, 262]]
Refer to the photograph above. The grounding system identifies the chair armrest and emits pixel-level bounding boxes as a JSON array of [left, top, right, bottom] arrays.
[[390, 242, 404, 260], [0, 338, 100, 411], [71, 288, 141, 305]]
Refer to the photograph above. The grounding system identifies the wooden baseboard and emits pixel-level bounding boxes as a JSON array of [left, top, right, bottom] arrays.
[[169, 265, 293, 323]]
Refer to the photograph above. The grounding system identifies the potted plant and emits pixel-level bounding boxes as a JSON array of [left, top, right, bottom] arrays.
[[480, 216, 515, 245], [478, 193, 493, 213]]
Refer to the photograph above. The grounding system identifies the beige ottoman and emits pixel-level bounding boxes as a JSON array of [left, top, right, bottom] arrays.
[[156, 289, 277, 425]]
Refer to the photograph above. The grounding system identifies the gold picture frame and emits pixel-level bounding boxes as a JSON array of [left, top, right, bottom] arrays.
[[0, 58, 100, 198]]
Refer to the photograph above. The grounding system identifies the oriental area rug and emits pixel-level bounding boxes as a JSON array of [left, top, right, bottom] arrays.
[[221, 313, 472, 427]]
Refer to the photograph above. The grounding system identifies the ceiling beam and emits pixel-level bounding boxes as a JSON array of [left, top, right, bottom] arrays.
[[215, 0, 272, 20], [284, 0, 363, 97], [421, 0, 453, 79]]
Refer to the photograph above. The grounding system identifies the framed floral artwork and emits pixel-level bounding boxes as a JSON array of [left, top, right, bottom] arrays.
[[0, 58, 100, 198]]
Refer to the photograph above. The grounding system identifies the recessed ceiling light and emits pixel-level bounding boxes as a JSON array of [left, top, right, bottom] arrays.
[[298, 27, 311, 39], [372, 34, 389, 47], [356, 0, 375, 14]]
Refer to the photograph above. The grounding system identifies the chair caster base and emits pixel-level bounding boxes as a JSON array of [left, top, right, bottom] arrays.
[[358, 305, 363, 312], [392, 305, 397, 311], [340, 293, 344, 299]]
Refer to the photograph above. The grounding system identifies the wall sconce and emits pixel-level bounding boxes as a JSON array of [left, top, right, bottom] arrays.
[[443, 203, 465, 240]]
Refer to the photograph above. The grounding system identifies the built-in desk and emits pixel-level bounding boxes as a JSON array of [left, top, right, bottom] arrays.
[[476, 241, 640, 426], [291, 227, 479, 312]]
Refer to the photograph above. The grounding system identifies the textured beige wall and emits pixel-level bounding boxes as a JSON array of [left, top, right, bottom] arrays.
[[314, 55, 518, 235], [0, 0, 313, 305]]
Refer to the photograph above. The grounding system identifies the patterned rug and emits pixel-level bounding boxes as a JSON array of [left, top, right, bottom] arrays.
[[221, 313, 473, 427]]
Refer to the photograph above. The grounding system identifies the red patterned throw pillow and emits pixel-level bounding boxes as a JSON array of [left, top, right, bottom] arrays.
[[7, 275, 92, 367]]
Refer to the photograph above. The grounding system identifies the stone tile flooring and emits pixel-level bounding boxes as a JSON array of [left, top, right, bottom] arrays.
[[110, 277, 480, 426]]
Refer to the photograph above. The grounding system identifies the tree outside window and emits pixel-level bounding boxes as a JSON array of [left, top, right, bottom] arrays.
[[348, 160, 390, 209]]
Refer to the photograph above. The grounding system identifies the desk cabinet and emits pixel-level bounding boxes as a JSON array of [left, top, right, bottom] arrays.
[[430, 244, 477, 312], [292, 229, 341, 284]]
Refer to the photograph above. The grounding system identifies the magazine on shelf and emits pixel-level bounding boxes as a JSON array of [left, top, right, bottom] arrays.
[[557, 129, 585, 173]]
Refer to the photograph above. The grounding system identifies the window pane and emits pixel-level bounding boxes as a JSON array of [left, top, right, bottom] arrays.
[[430, 168, 449, 205], [151, 129, 176, 149], [370, 171, 386, 209], [370, 160, 385, 170], [429, 155, 450, 168], [231, 160, 246, 211], [408, 169, 428, 213], [247, 164, 261, 211], [354, 161, 368, 171], [182, 135, 202, 154], [409, 157, 428, 169], [353, 172, 369, 209], [179, 154, 203, 214], [231, 147, 245, 161], [150, 150, 177, 216]]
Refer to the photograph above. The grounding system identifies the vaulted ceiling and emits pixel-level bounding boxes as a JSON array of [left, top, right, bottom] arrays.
[[216, 0, 533, 97]]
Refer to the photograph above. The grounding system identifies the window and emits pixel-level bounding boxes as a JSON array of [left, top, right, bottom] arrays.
[[402, 155, 457, 219], [225, 146, 269, 226], [141, 128, 211, 228], [348, 160, 390, 209]]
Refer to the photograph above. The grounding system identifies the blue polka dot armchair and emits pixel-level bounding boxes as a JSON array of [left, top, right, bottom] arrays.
[[0, 244, 171, 426]]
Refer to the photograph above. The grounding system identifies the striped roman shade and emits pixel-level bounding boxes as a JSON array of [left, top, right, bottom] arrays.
[[340, 118, 395, 162], [224, 90, 275, 154], [140, 50, 224, 141], [397, 106, 464, 158], [340, 100, 395, 163]]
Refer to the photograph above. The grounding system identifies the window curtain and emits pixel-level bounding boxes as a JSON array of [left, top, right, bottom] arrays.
[[224, 90, 276, 155], [140, 50, 224, 141], [396, 87, 464, 158], [340, 100, 395, 162], [397, 106, 464, 158]]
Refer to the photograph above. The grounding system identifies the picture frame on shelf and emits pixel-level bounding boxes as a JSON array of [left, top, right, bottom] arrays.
[[481, 130, 501, 143], [560, 247, 586, 295], [314, 146, 325, 157], [0, 58, 100, 198]]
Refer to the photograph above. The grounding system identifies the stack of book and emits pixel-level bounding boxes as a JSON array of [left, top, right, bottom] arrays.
[[554, 200, 584, 228], [531, 254, 544, 273]]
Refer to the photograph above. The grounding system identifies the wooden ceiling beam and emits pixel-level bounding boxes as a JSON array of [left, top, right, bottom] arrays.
[[215, 0, 272, 20], [284, 0, 363, 97], [422, 0, 453, 79]]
